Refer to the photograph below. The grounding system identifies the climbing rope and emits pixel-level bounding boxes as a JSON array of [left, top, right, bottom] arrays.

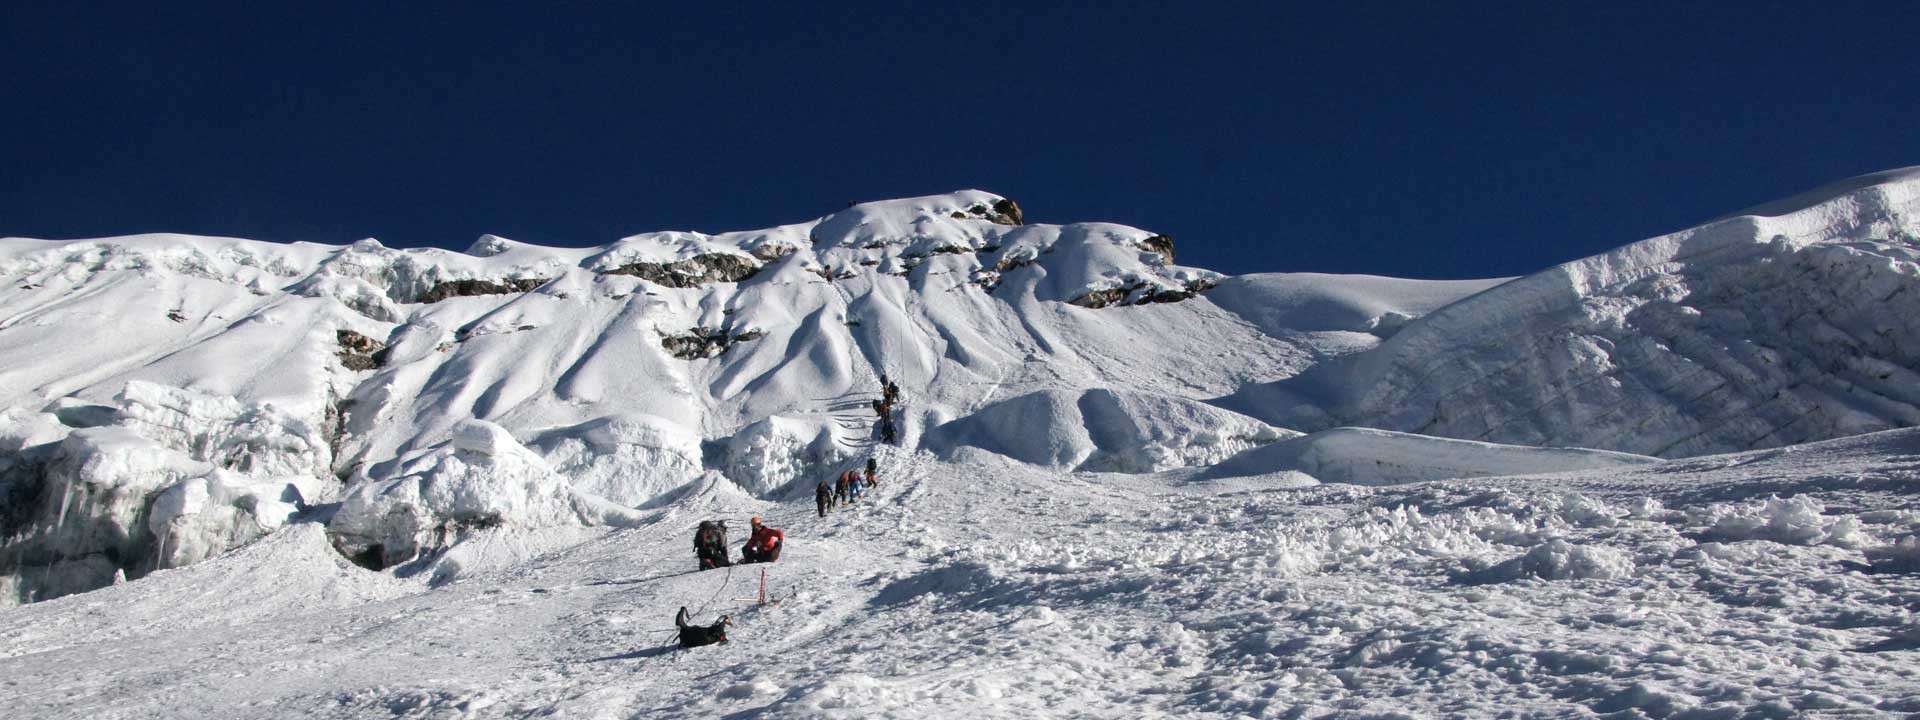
[[689, 561, 734, 619]]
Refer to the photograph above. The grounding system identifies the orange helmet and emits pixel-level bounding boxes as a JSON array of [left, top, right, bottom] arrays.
[[750, 516, 763, 526]]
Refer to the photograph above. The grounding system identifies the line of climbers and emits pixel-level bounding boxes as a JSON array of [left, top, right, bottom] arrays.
[[817, 456, 880, 517], [678, 374, 900, 648], [873, 374, 901, 444]]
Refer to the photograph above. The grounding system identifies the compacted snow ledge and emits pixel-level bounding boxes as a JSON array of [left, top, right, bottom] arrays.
[[2, 432, 1918, 718]]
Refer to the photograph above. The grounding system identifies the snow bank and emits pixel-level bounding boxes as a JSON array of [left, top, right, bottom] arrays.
[[528, 414, 704, 506], [1204, 427, 1659, 485], [1696, 495, 1872, 548], [116, 381, 332, 484], [923, 388, 1286, 472], [1205, 272, 1508, 335], [1481, 539, 1636, 582], [326, 420, 641, 569], [715, 415, 848, 497], [146, 468, 303, 568], [1865, 535, 1920, 573]]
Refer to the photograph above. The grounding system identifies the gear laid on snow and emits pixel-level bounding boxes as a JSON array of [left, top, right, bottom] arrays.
[[675, 606, 730, 648], [694, 520, 732, 571]]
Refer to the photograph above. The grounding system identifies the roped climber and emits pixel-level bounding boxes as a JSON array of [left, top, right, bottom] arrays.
[[741, 517, 785, 563]]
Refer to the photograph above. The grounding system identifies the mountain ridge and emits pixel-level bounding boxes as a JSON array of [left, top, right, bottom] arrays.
[[3, 171, 1920, 604]]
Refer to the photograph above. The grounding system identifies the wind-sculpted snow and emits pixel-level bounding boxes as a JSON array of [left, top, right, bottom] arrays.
[[924, 388, 1289, 472], [8, 170, 1920, 609], [0, 190, 1271, 603], [0, 381, 330, 603], [1203, 426, 1659, 485], [1204, 272, 1509, 336], [1235, 167, 1920, 458], [327, 420, 645, 573]]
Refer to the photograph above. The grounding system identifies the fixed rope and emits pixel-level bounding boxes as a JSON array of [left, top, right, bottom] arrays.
[[690, 560, 734, 619]]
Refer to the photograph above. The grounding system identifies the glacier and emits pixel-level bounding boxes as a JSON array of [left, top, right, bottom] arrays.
[[0, 172, 1918, 717]]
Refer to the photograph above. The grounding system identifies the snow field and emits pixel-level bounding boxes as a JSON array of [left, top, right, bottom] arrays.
[[3, 431, 1920, 717]]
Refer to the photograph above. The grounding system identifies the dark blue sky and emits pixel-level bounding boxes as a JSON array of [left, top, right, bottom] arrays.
[[4, 2, 1918, 279]]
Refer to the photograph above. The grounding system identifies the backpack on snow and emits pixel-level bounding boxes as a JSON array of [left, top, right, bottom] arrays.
[[695, 520, 731, 569]]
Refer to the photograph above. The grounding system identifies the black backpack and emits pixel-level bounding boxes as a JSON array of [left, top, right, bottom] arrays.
[[696, 521, 730, 565]]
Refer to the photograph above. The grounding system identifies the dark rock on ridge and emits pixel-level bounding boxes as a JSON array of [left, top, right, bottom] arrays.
[[336, 329, 387, 371], [417, 278, 550, 303], [605, 254, 762, 288], [1139, 234, 1176, 264], [661, 328, 766, 359], [1070, 278, 1217, 309]]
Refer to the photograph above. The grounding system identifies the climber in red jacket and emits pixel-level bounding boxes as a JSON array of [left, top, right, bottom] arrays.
[[741, 517, 785, 563]]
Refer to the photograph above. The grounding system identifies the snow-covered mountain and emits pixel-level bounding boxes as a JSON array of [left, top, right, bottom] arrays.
[[7, 172, 1920, 606], [2, 171, 1920, 717], [1222, 168, 1920, 456]]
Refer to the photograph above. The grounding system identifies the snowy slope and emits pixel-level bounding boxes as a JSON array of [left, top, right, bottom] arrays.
[[1, 434, 1916, 717], [1239, 167, 1920, 457], [1, 192, 1338, 604], [1203, 427, 1659, 485]]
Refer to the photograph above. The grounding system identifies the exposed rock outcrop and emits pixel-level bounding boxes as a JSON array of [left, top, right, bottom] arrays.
[[604, 254, 761, 288], [749, 243, 799, 263], [660, 328, 766, 359], [416, 277, 549, 303], [1070, 278, 1217, 309], [335, 329, 386, 371], [954, 198, 1025, 226], [1139, 234, 1176, 264]]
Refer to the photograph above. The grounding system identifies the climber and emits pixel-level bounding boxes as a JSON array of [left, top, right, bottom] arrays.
[[694, 520, 731, 571], [849, 469, 867, 503], [835, 470, 851, 505], [880, 414, 898, 445], [816, 479, 834, 517], [675, 606, 730, 648], [864, 457, 879, 488], [741, 517, 785, 563], [840, 469, 861, 505]]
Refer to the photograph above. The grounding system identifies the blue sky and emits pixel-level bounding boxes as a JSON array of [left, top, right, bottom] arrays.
[[4, 1, 1918, 279]]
